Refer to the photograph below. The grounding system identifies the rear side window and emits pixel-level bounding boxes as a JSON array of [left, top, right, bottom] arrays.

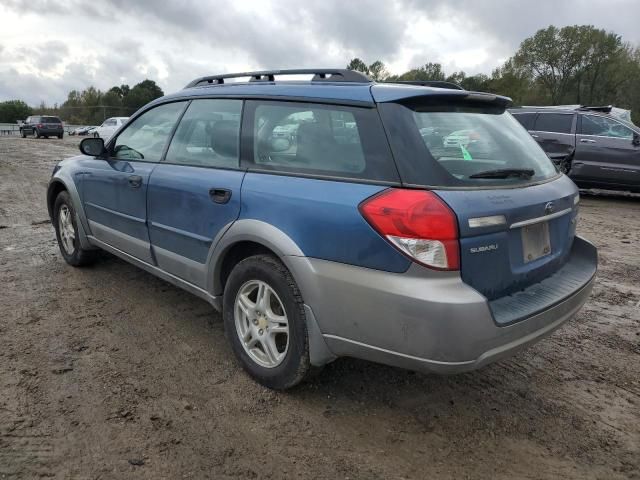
[[244, 101, 398, 182], [511, 112, 536, 130], [534, 113, 573, 134], [112, 102, 186, 162], [165, 99, 242, 168]]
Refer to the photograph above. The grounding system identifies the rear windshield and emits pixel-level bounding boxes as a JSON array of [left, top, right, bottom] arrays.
[[41, 116, 61, 123], [379, 101, 558, 187]]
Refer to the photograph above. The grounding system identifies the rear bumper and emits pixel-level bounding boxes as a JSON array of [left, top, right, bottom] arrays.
[[287, 236, 597, 373]]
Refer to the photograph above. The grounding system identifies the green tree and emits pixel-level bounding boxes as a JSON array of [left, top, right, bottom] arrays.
[[0, 100, 32, 123], [346, 58, 370, 75], [368, 60, 389, 81], [123, 79, 164, 111]]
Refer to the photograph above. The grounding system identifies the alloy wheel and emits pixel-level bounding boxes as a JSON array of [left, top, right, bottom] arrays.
[[234, 280, 289, 368]]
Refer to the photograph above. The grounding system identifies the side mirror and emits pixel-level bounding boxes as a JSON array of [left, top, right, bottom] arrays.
[[633, 132, 640, 146], [80, 137, 106, 156]]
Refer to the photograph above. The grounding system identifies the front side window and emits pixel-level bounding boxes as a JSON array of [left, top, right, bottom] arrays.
[[534, 113, 573, 134], [580, 115, 634, 139], [248, 101, 398, 182], [112, 102, 185, 162], [165, 99, 242, 168]]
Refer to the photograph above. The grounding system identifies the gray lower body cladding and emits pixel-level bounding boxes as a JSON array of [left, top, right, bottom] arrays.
[[288, 236, 597, 373]]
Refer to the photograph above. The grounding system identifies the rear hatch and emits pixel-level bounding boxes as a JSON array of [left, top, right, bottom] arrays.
[[41, 116, 62, 129], [375, 88, 579, 300], [436, 178, 578, 300]]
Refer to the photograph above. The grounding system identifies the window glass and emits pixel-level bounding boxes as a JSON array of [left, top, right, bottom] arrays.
[[511, 112, 536, 130], [407, 104, 556, 185], [42, 116, 61, 123], [251, 102, 397, 181], [165, 99, 242, 168], [534, 113, 573, 134], [112, 102, 185, 162], [580, 115, 633, 139]]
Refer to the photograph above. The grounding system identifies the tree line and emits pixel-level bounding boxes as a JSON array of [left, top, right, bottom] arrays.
[[347, 25, 640, 123], [0, 79, 164, 125]]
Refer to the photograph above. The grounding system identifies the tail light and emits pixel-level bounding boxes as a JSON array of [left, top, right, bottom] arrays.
[[359, 189, 460, 270], [37, 124, 43, 128]]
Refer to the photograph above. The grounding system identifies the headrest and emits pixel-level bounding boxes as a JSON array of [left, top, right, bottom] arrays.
[[211, 120, 239, 158]]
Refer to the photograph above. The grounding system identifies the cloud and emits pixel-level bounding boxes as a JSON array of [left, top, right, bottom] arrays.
[[1, 0, 639, 106]]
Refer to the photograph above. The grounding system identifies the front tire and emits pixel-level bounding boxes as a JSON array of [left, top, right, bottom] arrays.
[[53, 191, 97, 267], [223, 254, 310, 390]]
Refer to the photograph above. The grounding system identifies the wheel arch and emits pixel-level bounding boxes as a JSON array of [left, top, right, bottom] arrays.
[[47, 179, 68, 220], [47, 177, 94, 250], [208, 219, 335, 367], [208, 219, 305, 297]]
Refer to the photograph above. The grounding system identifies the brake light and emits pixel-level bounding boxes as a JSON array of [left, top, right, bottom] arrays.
[[359, 189, 460, 270], [37, 124, 43, 128]]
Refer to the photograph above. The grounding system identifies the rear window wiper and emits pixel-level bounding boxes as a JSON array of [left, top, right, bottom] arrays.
[[469, 168, 534, 179]]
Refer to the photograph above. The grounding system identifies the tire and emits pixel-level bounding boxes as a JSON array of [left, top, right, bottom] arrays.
[[223, 254, 310, 390], [93, 132, 99, 138], [34, 128, 40, 139], [21, 129, 26, 138], [53, 191, 97, 267], [44, 135, 49, 139], [58, 133, 64, 139]]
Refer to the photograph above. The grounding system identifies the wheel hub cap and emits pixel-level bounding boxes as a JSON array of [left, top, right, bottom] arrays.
[[234, 280, 289, 368]]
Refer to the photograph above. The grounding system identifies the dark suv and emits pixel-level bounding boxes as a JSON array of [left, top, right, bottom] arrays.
[[510, 106, 640, 192], [21, 115, 64, 139]]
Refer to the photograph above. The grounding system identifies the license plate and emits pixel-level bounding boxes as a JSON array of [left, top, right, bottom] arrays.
[[521, 221, 551, 263]]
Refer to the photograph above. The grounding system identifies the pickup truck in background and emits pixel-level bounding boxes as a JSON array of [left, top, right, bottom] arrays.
[[510, 106, 640, 193]]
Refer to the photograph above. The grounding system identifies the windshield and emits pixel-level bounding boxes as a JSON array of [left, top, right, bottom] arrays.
[[380, 101, 558, 187]]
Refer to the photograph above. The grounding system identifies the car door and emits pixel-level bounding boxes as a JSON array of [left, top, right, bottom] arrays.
[[80, 101, 187, 263], [573, 113, 640, 188], [530, 112, 576, 163], [147, 98, 244, 288]]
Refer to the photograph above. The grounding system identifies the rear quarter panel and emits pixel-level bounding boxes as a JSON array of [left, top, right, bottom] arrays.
[[238, 173, 411, 272]]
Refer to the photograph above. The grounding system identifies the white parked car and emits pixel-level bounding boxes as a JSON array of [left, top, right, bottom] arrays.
[[94, 117, 129, 140]]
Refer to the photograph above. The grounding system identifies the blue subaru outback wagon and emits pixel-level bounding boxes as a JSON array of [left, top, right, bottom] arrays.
[[47, 69, 597, 389]]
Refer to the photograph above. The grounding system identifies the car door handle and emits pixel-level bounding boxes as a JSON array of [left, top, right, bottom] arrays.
[[580, 138, 596, 143], [128, 175, 143, 188], [209, 188, 232, 204]]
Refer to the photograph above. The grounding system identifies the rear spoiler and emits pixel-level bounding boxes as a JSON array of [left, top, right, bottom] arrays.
[[372, 85, 512, 109]]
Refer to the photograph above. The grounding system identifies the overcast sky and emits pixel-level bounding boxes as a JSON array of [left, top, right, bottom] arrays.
[[1, 0, 639, 106]]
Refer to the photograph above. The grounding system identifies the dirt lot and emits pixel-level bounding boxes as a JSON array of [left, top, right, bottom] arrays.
[[0, 134, 638, 479]]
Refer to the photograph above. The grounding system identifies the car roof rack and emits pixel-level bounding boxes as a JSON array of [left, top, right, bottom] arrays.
[[184, 69, 372, 88], [386, 80, 464, 90]]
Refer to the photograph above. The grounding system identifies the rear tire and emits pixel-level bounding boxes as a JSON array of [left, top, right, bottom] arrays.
[[58, 133, 63, 139], [223, 254, 310, 390], [53, 191, 97, 267]]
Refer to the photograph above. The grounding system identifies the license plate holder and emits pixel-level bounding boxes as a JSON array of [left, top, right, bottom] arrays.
[[521, 221, 551, 263]]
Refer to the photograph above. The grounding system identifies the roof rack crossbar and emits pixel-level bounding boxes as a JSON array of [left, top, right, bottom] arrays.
[[185, 69, 372, 88]]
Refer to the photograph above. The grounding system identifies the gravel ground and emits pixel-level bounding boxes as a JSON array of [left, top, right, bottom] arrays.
[[0, 135, 639, 479]]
